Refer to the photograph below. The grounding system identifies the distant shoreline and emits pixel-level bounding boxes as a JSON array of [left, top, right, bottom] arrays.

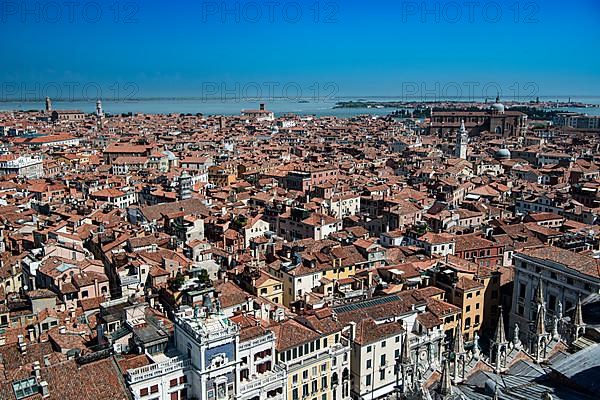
[[334, 100, 600, 109]]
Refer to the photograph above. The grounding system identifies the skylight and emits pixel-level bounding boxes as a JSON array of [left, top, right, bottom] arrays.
[[12, 377, 38, 399]]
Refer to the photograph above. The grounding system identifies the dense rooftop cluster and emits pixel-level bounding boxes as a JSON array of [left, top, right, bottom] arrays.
[[0, 101, 599, 400]]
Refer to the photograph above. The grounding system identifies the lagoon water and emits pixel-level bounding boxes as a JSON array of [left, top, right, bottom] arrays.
[[1, 97, 599, 117]]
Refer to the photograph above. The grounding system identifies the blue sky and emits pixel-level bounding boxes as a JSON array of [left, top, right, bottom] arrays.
[[2, 0, 599, 100]]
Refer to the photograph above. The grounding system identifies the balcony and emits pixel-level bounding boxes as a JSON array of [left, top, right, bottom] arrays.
[[239, 332, 275, 351], [127, 357, 191, 384], [120, 275, 140, 286], [285, 348, 331, 370], [238, 366, 286, 394], [330, 341, 350, 357]]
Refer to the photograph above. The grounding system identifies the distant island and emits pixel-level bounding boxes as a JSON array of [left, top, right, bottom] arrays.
[[334, 99, 599, 120], [334, 99, 599, 110]]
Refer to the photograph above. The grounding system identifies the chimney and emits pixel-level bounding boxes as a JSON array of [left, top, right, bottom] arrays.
[[28, 327, 35, 342], [18, 334, 26, 354], [349, 321, 357, 341], [59, 326, 66, 334], [32, 361, 41, 379], [259, 103, 265, 111], [39, 381, 49, 398]]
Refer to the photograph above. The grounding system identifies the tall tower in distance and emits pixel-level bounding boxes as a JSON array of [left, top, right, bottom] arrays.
[[45, 96, 52, 113], [96, 99, 104, 118], [455, 119, 468, 159]]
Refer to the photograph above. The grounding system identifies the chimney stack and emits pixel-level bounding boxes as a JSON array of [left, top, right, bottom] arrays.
[[40, 381, 49, 398], [349, 321, 356, 341], [18, 334, 26, 354], [32, 361, 41, 379], [259, 103, 265, 111]]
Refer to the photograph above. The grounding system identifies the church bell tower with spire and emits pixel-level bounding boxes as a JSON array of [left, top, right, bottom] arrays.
[[455, 120, 468, 159]]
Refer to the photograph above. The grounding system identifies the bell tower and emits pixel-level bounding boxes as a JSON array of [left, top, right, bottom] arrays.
[[455, 120, 468, 159]]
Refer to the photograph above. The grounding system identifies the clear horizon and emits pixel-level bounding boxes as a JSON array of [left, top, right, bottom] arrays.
[[2, 0, 599, 102]]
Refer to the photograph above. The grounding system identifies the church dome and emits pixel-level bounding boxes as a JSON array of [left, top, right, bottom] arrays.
[[490, 102, 505, 113], [490, 95, 505, 113], [494, 148, 511, 160]]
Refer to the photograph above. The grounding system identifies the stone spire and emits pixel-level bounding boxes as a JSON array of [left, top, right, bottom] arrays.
[[438, 358, 452, 396], [493, 306, 507, 344], [452, 320, 467, 383], [453, 320, 465, 355], [491, 307, 509, 373], [534, 277, 544, 308], [574, 295, 584, 327], [572, 295, 586, 342], [531, 298, 550, 363], [399, 330, 415, 396], [400, 330, 412, 365], [535, 302, 546, 335]]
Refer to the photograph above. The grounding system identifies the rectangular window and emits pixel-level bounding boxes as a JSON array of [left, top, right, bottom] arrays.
[[170, 379, 177, 387], [380, 369, 386, 380], [366, 375, 371, 386], [380, 354, 386, 366], [549, 294, 556, 311], [519, 283, 526, 298], [150, 385, 158, 394]]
